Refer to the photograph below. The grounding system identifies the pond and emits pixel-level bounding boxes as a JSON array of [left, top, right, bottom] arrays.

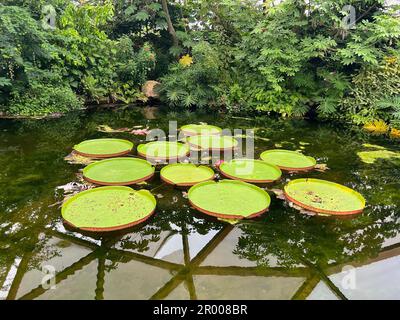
[[0, 106, 400, 300]]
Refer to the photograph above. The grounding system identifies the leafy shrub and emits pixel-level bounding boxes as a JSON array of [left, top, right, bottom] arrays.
[[158, 41, 224, 109], [8, 84, 83, 116], [340, 57, 400, 124]]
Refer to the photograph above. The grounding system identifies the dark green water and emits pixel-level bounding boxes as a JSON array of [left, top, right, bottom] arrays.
[[1, 106, 399, 300]]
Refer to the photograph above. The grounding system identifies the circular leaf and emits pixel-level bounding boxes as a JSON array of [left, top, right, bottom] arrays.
[[83, 158, 154, 186], [137, 141, 190, 160], [73, 138, 133, 158], [284, 178, 366, 215], [219, 159, 282, 183], [188, 180, 271, 219], [160, 163, 215, 186], [260, 149, 316, 171], [62, 187, 156, 232]]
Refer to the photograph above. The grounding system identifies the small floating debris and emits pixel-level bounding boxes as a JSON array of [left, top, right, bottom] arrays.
[[283, 178, 366, 215], [219, 159, 282, 183], [97, 125, 132, 133], [160, 163, 215, 187], [137, 141, 190, 161], [180, 124, 222, 136], [73, 138, 133, 158], [83, 157, 154, 186], [260, 149, 317, 172], [188, 180, 271, 220], [61, 187, 156, 232], [187, 135, 238, 151], [64, 152, 95, 165]]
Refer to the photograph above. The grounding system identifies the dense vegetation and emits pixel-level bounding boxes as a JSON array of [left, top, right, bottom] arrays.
[[0, 1, 399, 132]]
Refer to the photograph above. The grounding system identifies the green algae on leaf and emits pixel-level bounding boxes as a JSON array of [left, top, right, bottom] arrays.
[[284, 179, 365, 215]]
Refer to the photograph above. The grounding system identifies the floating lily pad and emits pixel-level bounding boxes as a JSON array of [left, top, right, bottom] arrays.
[[219, 159, 282, 183], [181, 124, 222, 136], [160, 163, 215, 186], [188, 180, 271, 219], [73, 139, 133, 158], [187, 135, 238, 151], [137, 141, 190, 160], [284, 179, 365, 215], [260, 149, 316, 171], [83, 158, 154, 186], [62, 187, 156, 232]]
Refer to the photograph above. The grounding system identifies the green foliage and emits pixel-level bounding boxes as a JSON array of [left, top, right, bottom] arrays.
[[340, 57, 400, 124], [0, 2, 155, 116], [1, 0, 399, 124], [8, 84, 82, 116], [158, 42, 224, 109]]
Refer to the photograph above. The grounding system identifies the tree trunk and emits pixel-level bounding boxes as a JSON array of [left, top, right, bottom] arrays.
[[161, 0, 179, 48]]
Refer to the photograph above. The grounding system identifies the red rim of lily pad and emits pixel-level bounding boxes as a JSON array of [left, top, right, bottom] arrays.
[[283, 178, 366, 216]]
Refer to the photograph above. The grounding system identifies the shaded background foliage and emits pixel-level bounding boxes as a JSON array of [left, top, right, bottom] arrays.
[[0, 0, 399, 129]]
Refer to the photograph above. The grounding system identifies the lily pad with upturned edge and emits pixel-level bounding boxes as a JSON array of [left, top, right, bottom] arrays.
[[188, 180, 271, 219], [284, 178, 365, 215], [61, 186, 156, 232], [160, 163, 215, 186], [219, 159, 282, 183], [83, 157, 154, 185], [187, 135, 238, 151], [260, 149, 316, 171], [137, 141, 190, 160], [181, 124, 222, 136], [73, 138, 133, 158]]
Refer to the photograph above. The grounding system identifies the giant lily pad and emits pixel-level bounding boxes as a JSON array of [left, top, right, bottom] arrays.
[[188, 180, 271, 219], [219, 159, 282, 183], [160, 163, 215, 186], [83, 158, 154, 186], [284, 178, 365, 215], [187, 135, 238, 151], [181, 124, 222, 136], [61, 187, 156, 232], [137, 141, 190, 160], [260, 149, 316, 171], [73, 138, 133, 158]]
